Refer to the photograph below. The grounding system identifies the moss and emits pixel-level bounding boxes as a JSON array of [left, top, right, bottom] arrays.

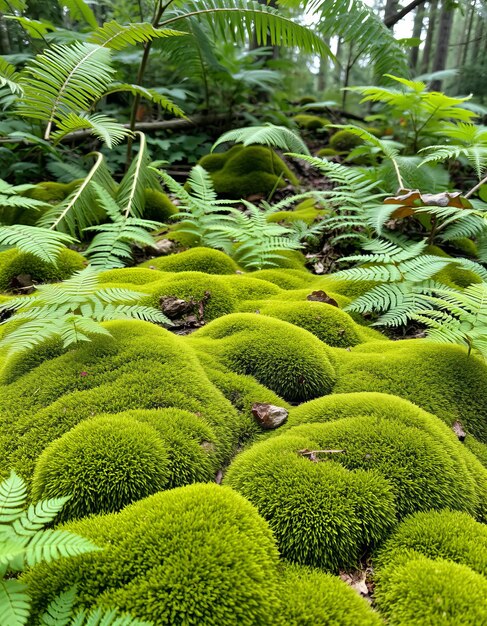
[[278, 564, 382, 626], [318, 276, 379, 299], [25, 484, 282, 626], [31, 415, 171, 521], [189, 313, 336, 402], [270, 249, 307, 270], [140, 247, 240, 275], [0, 248, 86, 292], [375, 510, 487, 576], [267, 206, 322, 225], [241, 299, 371, 347], [465, 435, 487, 468], [0, 321, 244, 482], [316, 148, 340, 158], [98, 267, 166, 285], [22, 181, 77, 203], [143, 188, 177, 222], [334, 339, 487, 442], [286, 417, 477, 519], [374, 555, 487, 626], [293, 115, 329, 131], [223, 432, 396, 570], [451, 237, 478, 257], [250, 269, 316, 290], [140, 272, 237, 321], [219, 274, 282, 301], [329, 130, 364, 152], [198, 145, 299, 199]]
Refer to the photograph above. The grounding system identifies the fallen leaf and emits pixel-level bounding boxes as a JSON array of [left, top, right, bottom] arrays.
[[307, 290, 339, 307]]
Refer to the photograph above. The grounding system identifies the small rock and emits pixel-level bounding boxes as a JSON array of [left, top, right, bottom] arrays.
[[252, 403, 289, 430], [159, 296, 195, 319], [452, 420, 466, 441], [307, 290, 338, 307], [153, 238, 175, 256]]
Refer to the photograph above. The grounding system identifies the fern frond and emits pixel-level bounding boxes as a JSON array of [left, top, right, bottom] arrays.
[[212, 124, 309, 155], [0, 57, 23, 96], [61, 0, 98, 28], [0, 472, 27, 524], [39, 587, 76, 626], [420, 143, 487, 180], [0, 225, 75, 264], [0, 579, 30, 626], [50, 112, 130, 148], [71, 607, 152, 626], [12, 497, 71, 538], [23, 529, 100, 568], [88, 21, 184, 50], [105, 83, 186, 119], [186, 165, 218, 203], [117, 132, 157, 218]]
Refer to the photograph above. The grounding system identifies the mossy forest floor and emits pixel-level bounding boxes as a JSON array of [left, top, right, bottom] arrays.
[[1, 244, 487, 625]]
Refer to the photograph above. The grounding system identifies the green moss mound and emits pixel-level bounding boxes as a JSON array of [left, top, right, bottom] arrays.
[[0, 321, 244, 482], [219, 274, 282, 301], [241, 300, 370, 347], [375, 510, 487, 576], [251, 269, 316, 289], [293, 114, 329, 131], [278, 564, 382, 626], [23, 180, 78, 203], [0, 248, 86, 292], [329, 130, 364, 152], [143, 188, 177, 222], [316, 148, 340, 158], [286, 417, 477, 518], [98, 267, 166, 285], [189, 313, 336, 402], [198, 145, 299, 199], [465, 435, 487, 468], [374, 555, 487, 626], [25, 484, 281, 626], [141, 247, 239, 275], [31, 414, 171, 521], [224, 432, 396, 570], [334, 339, 487, 442], [267, 206, 322, 225]]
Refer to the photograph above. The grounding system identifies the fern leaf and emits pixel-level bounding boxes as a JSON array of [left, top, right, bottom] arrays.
[[0, 472, 27, 524], [23, 529, 100, 567], [105, 83, 186, 119], [71, 607, 152, 626], [117, 132, 157, 218], [0, 579, 30, 626], [11, 497, 71, 538], [50, 112, 130, 148], [212, 124, 309, 155], [0, 225, 74, 264], [0, 57, 23, 96], [60, 0, 98, 28], [88, 21, 184, 50], [186, 165, 218, 203], [39, 587, 76, 626]]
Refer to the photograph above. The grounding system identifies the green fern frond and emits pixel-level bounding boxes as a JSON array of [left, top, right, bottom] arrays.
[[50, 112, 130, 148], [0, 57, 23, 96], [23, 530, 100, 568], [0, 472, 27, 524], [39, 587, 76, 626], [105, 83, 186, 119], [60, 0, 98, 28], [161, 0, 332, 58], [212, 124, 309, 155], [419, 142, 487, 180], [0, 579, 30, 626], [0, 225, 75, 264], [12, 497, 71, 538], [117, 132, 158, 218], [88, 20, 184, 50], [71, 607, 152, 626]]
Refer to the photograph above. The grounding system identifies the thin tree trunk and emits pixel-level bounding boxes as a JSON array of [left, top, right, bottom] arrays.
[[410, 5, 425, 71], [460, 0, 476, 66], [0, 15, 11, 55], [470, 9, 484, 64], [317, 38, 330, 92], [430, 1, 454, 89], [384, 0, 400, 26], [421, 0, 438, 73]]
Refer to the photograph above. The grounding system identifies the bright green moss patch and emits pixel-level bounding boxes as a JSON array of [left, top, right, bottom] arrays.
[[189, 313, 336, 402], [0, 248, 86, 292], [98, 267, 166, 285], [198, 145, 299, 199], [465, 435, 487, 468], [329, 129, 364, 152], [267, 206, 322, 225], [374, 555, 487, 626], [278, 564, 382, 626], [219, 274, 282, 301], [31, 414, 171, 521], [334, 340, 487, 442], [224, 432, 396, 570], [141, 247, 240, 274], [375, 510, 487, 576], [251, 269, 316, 289], [25, 484, 282, 626], [143, 188, 177, 222], [293, 114, 330, 130]]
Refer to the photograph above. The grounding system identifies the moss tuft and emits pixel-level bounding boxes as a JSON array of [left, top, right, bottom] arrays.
[[143, 188, 177, 222], [293, 115, 330, 131], [278, 563, 382, 626], [329, 130, 364, 152], [140, 247, 240, 275], [25, 484, 282, 626], [198, 145, 299, 199], [31, 414, 171, 521], [189, 313, 336, 402]]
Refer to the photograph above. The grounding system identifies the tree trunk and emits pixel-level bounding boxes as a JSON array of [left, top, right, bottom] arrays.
[[421, 0, 438, 73], [0, 15, 11, 55], [410, 5, 425, 71], [317, 37, 330, 92], [460, 0, 476, 67], [384, 0, 400, 26], [470, 8, 484, 64], [430, 0, 454, 89]]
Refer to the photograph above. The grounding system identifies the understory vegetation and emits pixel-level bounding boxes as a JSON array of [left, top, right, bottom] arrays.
[[0, 0, 487, 624]]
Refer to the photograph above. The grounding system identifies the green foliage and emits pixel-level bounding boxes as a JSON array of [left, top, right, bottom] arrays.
[[0, 267, 171, 358], [224, 431, 396, 570], [376, 510, 487, 576], [25, 484, 282, 625], [374, 555, 487, 626], [293, 115, 329, 131], [31, 415, 171, 521], [0, 471, 99, 626], [212, 124, 309, 155], [278, 563, 382, 626], [189, 312, 336, 402], [0, 247, 85, 293], [141, 247, 240, 275], [197, 145, 299, 199]]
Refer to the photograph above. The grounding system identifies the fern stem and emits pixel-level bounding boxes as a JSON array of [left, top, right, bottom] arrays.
[[465, 172, 487, 199], [391, 156, 404, 190]]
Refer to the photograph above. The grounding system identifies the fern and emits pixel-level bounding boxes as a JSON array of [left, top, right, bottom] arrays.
[[0, 57, 23, 96], [0, 267, 171, 357], [50, 113, 130, 148], [212, 124, 309, 155], [85, 183, 161, 269], [88, 21, 184, 50], [61, 0, 98, 29], [0, 225, 74, 265], [104, 83, 185, 119]]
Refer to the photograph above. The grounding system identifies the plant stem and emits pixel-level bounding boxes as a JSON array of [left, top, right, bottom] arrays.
[[465, 172, 487, 199]]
